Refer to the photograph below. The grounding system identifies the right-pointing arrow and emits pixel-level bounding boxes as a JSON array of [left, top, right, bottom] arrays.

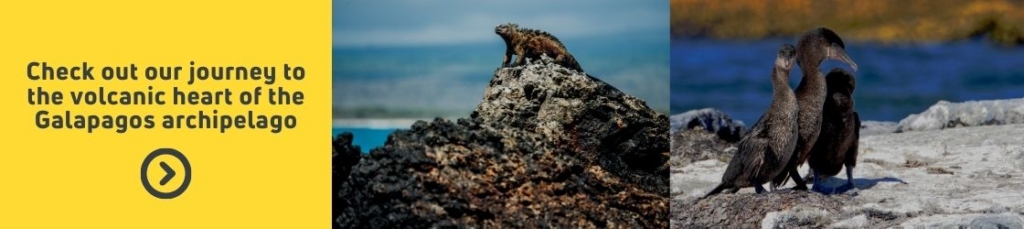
[[159, 161, 176, 186]]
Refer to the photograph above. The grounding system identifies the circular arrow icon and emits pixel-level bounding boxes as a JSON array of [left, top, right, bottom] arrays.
[[141, 148, 191, 199]]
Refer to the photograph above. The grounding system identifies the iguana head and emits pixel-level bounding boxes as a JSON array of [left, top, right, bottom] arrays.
[[495, 23, 519, 37]]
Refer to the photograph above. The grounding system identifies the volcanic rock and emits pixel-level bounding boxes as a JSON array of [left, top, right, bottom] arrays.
[[669, 108, 746, 142], [334, 55, 669, 228]]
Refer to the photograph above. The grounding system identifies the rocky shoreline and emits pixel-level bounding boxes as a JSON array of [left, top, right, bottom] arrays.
[[332, 57, 1024, 227], [671, 99, 1024, 228], [333, 56, 669, 228]]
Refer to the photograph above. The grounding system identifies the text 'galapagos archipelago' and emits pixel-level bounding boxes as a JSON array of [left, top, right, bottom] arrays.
[[26, 61, 307, 134]]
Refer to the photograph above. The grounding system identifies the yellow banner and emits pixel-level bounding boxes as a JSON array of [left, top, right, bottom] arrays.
[[0, 1, 330, 228]]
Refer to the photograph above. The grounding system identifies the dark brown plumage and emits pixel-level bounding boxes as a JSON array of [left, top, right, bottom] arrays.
[[771, 27, 858, 191], [494, 23, 583, 72], [706, 44, 798, 197], [807, 68, 860, 193]]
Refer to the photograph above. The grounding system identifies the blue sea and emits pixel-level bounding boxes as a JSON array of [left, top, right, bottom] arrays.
[[332, 127, 399, 153], [333, 31, 670, 118], [671, 38, 1024, 124]]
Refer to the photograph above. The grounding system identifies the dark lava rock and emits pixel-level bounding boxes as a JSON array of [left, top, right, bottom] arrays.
[[669, 108, 746, 142], [332, 132, 362, 227], [334, 56, 669, 228], [671, 190, 856, 228], [670, 128, 736, 168], [333, 132, 362, 182], [473, 57, 670, 195]]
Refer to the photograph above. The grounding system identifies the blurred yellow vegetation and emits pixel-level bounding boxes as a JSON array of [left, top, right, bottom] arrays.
[[671, 0, 1024, 45]]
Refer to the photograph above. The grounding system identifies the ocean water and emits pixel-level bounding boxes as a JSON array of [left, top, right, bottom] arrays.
[[332, 127, 399, 153], [332, 31, 670, 118], [671, 39, 1024, 124]]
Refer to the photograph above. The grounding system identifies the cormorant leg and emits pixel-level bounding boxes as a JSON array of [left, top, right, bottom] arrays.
[[810, 170, 821, 192], [845, 164, 856, 188], [754, 184, 766, 194], [812, 170, 836, 194], [843, 164, 860, 195], [728, 188, 740, 194], [789, 168, 808, 190]]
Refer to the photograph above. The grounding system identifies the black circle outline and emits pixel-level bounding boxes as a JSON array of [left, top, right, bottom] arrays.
[[141, 148, 191, 199]]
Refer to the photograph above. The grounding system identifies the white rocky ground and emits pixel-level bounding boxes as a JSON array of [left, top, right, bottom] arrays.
[[673, 123, 1024, 228]]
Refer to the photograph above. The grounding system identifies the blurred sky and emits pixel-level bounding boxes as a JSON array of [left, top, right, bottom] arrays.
[[333, 1, 667, 48]]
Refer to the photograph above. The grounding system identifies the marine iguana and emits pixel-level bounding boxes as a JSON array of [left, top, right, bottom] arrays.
[[495, 23, 583, 72]]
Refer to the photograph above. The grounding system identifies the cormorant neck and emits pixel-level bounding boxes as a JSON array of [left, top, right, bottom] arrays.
[[772, 67, 791, 93], [800, 62, 825, 85]]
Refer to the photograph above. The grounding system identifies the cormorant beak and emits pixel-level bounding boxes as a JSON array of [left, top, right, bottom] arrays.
[[827, 43, 858, 72]]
